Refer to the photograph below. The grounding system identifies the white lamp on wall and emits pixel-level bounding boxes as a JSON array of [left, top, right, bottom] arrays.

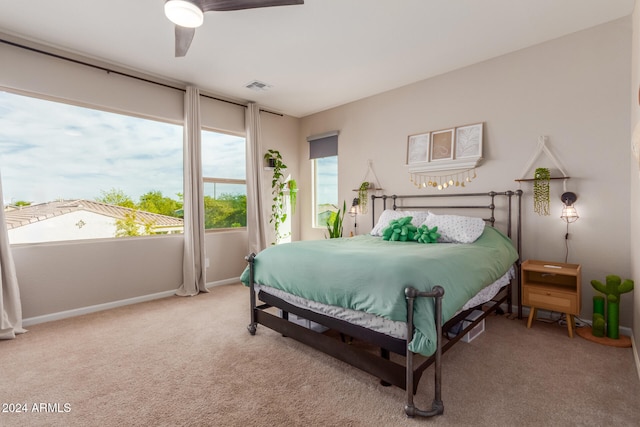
[[560, 191, 578, 263], [349, 197, 361, 236], [560, 192, 579, 223]]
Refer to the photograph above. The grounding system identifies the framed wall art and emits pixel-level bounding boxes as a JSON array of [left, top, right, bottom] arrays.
[[430, 129, 454, 161], [406, 122, 484, 174], [455, 123, 483, 159], [406, 132, 430, 164]]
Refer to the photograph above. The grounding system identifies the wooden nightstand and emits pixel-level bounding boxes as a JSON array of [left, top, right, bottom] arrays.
[[521, 260, 581, 338]]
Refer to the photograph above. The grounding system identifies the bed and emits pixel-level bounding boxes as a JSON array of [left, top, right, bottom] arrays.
[[241, 190, 523, 418]]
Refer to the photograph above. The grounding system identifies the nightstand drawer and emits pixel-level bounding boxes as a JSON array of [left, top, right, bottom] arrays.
[[523, 286, 579, 315]]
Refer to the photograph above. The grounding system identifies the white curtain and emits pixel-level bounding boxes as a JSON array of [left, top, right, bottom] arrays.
[[0, 172, 26, 339], [245, 103, 267, 254], [176, 87, 208, 296]]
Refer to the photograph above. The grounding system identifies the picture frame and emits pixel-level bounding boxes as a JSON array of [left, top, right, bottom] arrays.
[[430, 129, 455, 161], [455, 123, 483, 159], [406, 132, 430, 164]]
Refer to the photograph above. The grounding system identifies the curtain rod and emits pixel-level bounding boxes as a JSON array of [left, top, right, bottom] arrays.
[[0, 37, 283, 116]]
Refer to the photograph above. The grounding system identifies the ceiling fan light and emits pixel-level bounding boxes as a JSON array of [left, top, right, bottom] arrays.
[[164, 0, 204, 28]]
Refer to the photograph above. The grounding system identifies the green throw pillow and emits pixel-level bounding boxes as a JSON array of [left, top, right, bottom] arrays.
[[381, 216, 417, 241], [413, 224, 440, 244]]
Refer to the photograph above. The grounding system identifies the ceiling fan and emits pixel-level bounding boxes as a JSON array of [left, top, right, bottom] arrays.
[[164, 0, 304, 57]]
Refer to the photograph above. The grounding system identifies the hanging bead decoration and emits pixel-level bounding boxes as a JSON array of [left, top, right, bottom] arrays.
[[410, 168, 478, 190]]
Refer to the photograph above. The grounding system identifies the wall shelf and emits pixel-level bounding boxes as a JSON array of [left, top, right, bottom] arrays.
[[514, 177, 570, 182], [408, 157, 482, 174]]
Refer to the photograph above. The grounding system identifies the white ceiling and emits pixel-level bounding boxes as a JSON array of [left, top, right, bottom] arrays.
[[0, 0, 635, 118]]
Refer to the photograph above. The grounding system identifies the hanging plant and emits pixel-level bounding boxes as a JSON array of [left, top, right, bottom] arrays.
[[264, 149, 289, 244], [533, 167, 550, 216], [358, 181, 370, 215], [288, 179, 298, 215]]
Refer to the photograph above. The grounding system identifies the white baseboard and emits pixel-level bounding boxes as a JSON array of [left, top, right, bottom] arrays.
[[633, 335, 640, 381], [23, 277, 241, 327], [503, 304, 633, 337], [206, 277, 240, 289]]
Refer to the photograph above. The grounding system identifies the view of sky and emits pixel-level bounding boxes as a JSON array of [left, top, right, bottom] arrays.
[[0, 90, 339, 210], [0, 90, 245, 206]]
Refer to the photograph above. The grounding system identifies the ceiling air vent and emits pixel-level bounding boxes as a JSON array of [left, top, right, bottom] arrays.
[[245, 80, 272, 92]]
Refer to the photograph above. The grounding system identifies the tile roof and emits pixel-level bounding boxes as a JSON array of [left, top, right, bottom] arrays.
[[4, 199, 183, 230]]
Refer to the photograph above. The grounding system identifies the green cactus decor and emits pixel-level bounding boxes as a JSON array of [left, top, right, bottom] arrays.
[[592, 296, 605, 338], [590, 275, 634, 339], [382, 216, 417, 241], [413, 225, 441, 244]]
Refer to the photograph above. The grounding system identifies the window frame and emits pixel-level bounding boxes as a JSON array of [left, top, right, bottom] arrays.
[[200, 128, 247, 233], [312, 155, 339, 229], [0, 87, 185, 245]]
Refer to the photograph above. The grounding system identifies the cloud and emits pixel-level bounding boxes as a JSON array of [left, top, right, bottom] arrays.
[[0, 91, 245, 205]]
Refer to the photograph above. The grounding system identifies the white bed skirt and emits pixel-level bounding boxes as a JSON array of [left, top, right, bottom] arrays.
[[255, 266, 515, 340]]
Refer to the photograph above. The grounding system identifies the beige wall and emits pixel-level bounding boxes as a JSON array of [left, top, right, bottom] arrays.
[[12, 235, 183, 319], [630, 2, 640, 361], [300, 18, 634, 328]]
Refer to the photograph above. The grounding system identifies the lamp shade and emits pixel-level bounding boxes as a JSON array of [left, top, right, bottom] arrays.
[[164, 0, 204, 28], [348, 198, 360, 216], [561, 205, 579, 223]]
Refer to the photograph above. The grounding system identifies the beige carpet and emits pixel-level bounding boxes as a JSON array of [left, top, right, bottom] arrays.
[[1, 283, 639, 427]]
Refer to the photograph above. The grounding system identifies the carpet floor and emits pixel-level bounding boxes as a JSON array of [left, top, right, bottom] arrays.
[[1, 283, 639, 426]]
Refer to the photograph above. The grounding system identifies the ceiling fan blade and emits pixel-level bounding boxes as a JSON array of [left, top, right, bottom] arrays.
[[175, 25, 196, 57], [200, 0, 303, 12]]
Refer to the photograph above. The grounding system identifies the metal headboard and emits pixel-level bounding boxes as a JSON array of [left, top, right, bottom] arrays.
[[372, 190, 521, 238]]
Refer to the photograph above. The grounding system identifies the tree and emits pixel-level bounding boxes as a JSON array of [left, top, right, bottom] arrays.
[[138, 190, 182, 217], [96, 188, 135, 208], [203, 194, 246, 229], [114, 210, 154, 237]]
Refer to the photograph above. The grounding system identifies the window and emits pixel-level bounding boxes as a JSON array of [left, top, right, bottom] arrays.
[[0, 90, 183, 244], [201, 130, 246, 230], [313, 156, 338, 228], [308, 131, 339, 228]]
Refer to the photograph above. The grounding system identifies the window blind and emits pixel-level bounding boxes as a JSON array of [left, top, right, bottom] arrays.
[[308, 131, 339, 159]]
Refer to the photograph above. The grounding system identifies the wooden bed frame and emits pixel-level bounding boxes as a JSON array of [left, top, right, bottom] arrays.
[[245, 190, 523, 418]]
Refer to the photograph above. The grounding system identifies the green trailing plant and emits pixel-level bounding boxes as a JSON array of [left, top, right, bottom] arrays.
[[590, 275, 634, 339], [326, 200, 346, 238], [358, 181, 371, 214], [264, 149, 289, 244], [533, 167, 550, 216], [287, 179, 298, 215]]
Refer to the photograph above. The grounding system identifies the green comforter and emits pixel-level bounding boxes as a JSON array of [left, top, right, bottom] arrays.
[[240, 226, 518, 356]]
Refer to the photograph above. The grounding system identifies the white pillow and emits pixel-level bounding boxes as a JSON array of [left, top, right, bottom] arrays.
[[370, 210, 431, 236], [370, 210, 404, 236], [423, 212, 486, 243]]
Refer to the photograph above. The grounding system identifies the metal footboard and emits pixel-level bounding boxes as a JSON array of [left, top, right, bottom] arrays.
[[404, 285, 445, 418]]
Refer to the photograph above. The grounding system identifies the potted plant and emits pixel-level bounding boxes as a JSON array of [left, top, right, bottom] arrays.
[[326, 200, 346, 238], [264, 149, 291, 244], [533, 167, 550, 216], [357, 181, 371, 214], [288, 179, 298, 214]]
